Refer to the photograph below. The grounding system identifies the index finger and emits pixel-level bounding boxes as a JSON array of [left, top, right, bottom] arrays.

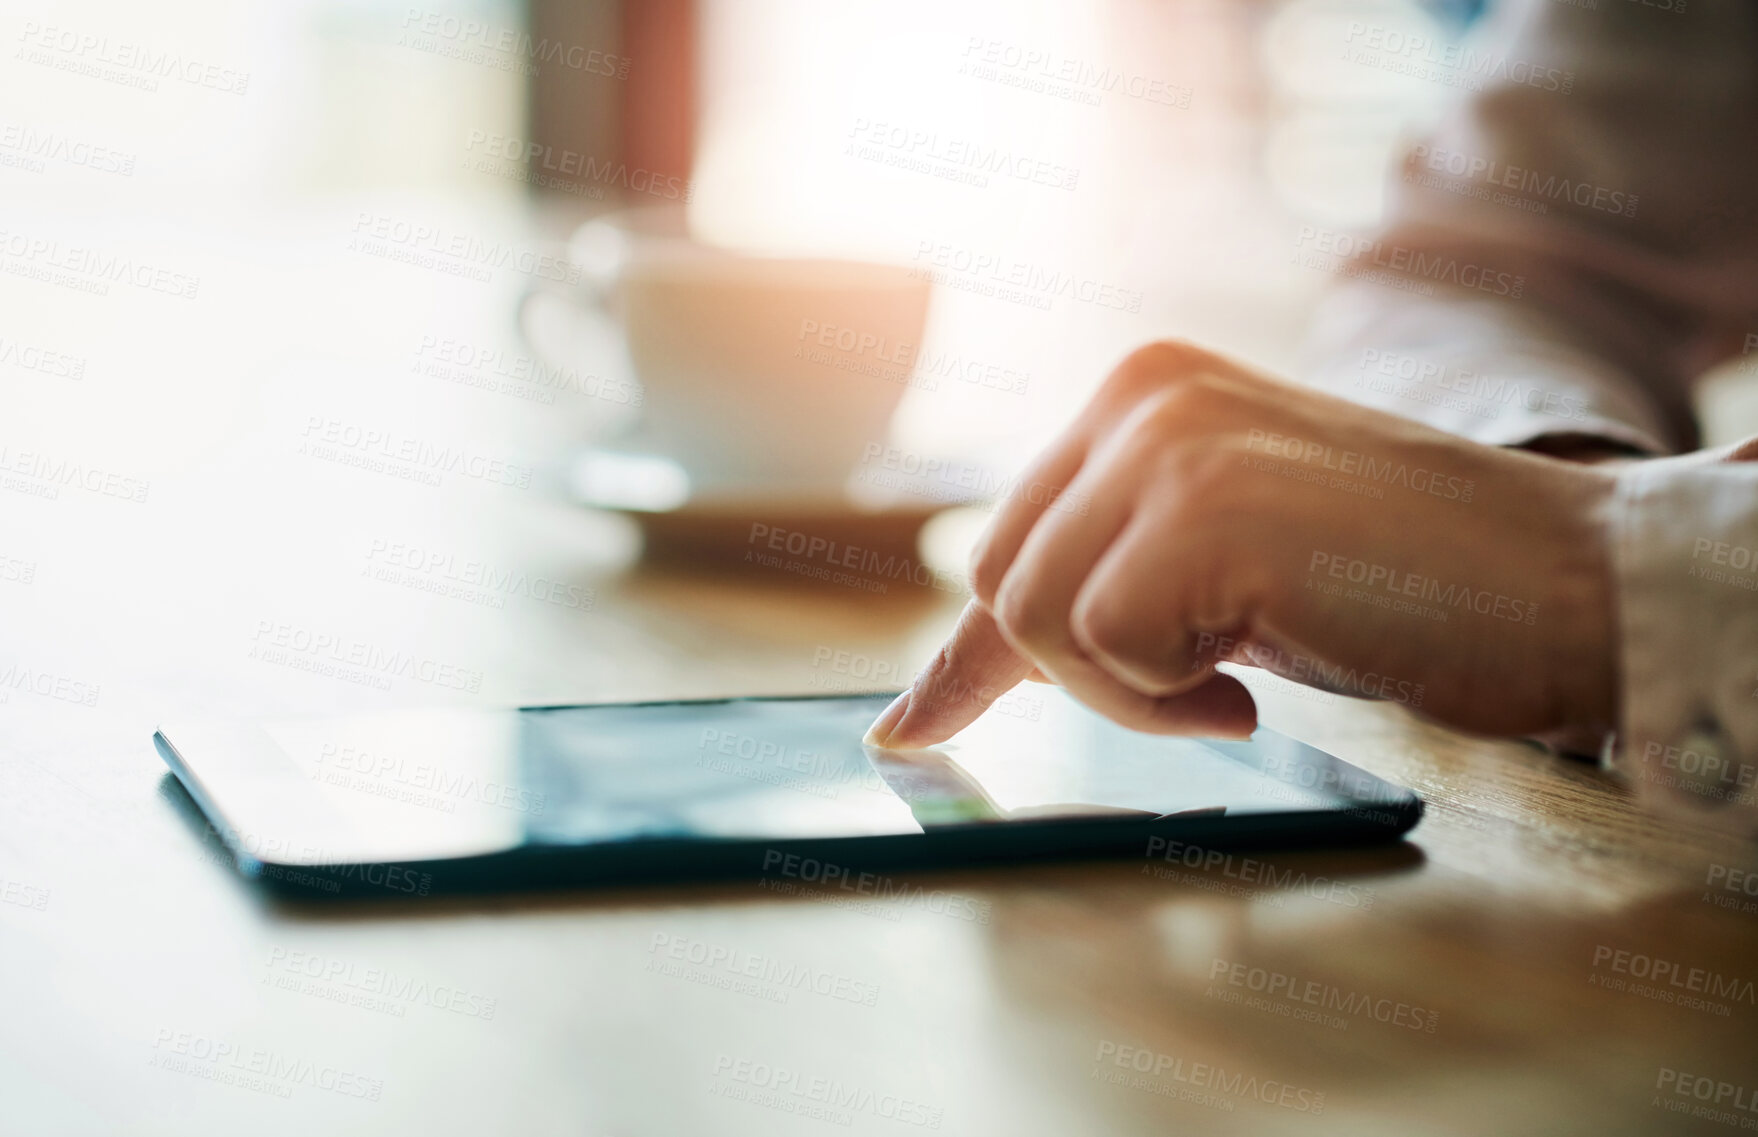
[[863, 600, 1034, 749]]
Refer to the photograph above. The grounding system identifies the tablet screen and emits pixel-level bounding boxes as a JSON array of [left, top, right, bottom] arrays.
[[246, 691, 1398, 860]]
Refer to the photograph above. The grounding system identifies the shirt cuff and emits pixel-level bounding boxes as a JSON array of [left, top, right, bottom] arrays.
[[1607, 448, 1758, 833]]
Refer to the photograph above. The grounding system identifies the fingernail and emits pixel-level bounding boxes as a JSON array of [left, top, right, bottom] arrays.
[[863, 690, 911, 747]]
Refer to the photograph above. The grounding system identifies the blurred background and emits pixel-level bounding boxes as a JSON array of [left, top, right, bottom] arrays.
[[14, 0, 1745, 725], [3, 0, 1476, 476]]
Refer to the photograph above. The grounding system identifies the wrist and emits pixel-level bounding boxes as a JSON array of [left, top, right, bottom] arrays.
[[1540, 464, 1622, 733]]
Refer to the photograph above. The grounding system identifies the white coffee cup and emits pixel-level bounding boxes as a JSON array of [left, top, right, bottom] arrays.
[[522, 206, 933, 500]]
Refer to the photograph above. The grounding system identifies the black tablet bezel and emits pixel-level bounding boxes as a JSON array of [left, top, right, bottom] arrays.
[[154, 692, 1423, 899]]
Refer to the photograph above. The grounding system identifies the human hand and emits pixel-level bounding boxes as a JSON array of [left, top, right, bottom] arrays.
[[865, 340, 1619, 748]]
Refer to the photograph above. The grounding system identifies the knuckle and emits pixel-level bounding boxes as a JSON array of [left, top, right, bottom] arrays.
[[1175, 440, 1235, 495], [1154, 438, 1238, 513], [1151, 491, 1213, 546], [968, 551, 1005, 608], [1136, 337, 1214, 373], [1100, 340, 1199, 406], [1071, 596, 1184, 695], [1070, 592, 1131, 659], [1149, 369, 1231, 421], [1099, 340, 1249, 416], [1089, 341, 1253, 443], [911, 643, 960, 709], [991, 582, 1045, 650], [1111, 371, 1240, 457]]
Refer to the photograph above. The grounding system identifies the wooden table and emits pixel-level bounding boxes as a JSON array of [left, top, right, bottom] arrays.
[[4, 458, 1756, 1136]]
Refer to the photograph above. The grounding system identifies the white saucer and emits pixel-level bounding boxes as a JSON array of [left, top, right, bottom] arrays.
[[564, 446, 983, 566], [565, 446, 985, 515]]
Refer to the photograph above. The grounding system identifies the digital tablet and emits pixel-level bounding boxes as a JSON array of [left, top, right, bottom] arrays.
[[153, 690, 1422, 898]]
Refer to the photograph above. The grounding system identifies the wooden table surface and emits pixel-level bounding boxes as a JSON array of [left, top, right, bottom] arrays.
[[4, 460, 1756, 1137]]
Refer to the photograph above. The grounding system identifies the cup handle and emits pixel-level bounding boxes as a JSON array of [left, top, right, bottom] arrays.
[[513, 269, 648, 450], [514, 277, 599, 369], [518, 212, 630, 362]]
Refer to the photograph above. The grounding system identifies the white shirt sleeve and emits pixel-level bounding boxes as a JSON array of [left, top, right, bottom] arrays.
[[1301, 0, 1758, 459], [1608, 446, 1758, 836], [1302, 286, 1682, 455]]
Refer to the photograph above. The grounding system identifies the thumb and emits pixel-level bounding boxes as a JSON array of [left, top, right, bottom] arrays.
[[864, 601, 1035, 749]]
